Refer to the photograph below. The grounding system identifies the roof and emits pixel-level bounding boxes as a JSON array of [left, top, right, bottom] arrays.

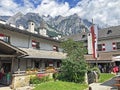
[[61, 32, 88, 41], [85, 51, 120, 62], [98, 25, 120, 40], [0, 39, 27, 56], [0, 23, 61, 43], [20, 48, 66, 59], [62, 25, 120, 41]]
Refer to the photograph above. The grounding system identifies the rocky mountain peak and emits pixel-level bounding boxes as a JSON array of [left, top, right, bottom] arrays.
[[0, 12, 92, 36]]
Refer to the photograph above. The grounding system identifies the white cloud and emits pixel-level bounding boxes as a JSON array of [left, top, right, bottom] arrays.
[[76, 0, 120, 26], [34, 0, 69, 17], [0, 0, 18, 15], [0, 0, 120, 26]]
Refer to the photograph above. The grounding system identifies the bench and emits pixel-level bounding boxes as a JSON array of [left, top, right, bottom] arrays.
[[113, 84, 120, 90]]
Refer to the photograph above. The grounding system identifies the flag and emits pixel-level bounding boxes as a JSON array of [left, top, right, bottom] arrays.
[[90, 24, 98, 58]]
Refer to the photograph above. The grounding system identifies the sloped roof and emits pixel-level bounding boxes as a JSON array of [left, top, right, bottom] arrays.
[[0, 39, 27, 56], [62, 25, 120, 41], [85, 51, 120, 63], [0, 23, 61, 43], [20, 48, 66, 60], [62, 32, 88, 41], [98, 25, 120, 40]]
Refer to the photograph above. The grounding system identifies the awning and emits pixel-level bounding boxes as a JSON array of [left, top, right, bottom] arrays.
[[20, 48, 66, 60], [112, 56, 120, 61], [86, 60, 113, 63], [0, 40, 27, 57]]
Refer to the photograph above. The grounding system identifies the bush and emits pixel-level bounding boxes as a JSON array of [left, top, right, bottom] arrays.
[[30, 76, 41, 84], [58, 58, 87, 83], [53, 72, 58, 81], [91, 67, 101, 79], [30, 75, 51, 84]]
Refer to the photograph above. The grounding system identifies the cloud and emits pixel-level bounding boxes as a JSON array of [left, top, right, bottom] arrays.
[[76, 0, 120, 26], [0, 0, 120, 27], [35, 0, 70, 17], [0, 0, 18, 15]]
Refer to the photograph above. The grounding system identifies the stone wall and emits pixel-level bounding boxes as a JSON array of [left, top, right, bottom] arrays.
[[11, 74, 31, 89]]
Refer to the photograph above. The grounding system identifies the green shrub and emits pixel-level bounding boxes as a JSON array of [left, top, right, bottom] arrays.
[[53, 72, 59, 81], [91, 67, 101, 79], [41, 75, 50, 82], [30, 75, 51, 84], [30, 76, 41, 84]]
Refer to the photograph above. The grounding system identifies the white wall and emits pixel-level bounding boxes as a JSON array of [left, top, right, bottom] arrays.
[[0, 29, 61, 51], [0, 29, 29, 48], [98, 38, 120, 52], [30, 36, 60, 51]]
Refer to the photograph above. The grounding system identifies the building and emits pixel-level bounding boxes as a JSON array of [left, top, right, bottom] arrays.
[[0, 20, 66, 76], [62, 25, 120, 67]]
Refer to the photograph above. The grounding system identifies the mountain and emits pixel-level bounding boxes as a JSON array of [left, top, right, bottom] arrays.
[[6, 12, 23, 25], [0, 13, 92, 36], [46, 14, 92, 35], [0, 16, 10, 21]]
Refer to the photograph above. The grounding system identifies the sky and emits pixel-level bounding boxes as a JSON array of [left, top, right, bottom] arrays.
[[0, 0, 120, 27]]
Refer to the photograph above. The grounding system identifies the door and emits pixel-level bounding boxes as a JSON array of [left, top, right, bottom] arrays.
[[2, 63, 11, 73]]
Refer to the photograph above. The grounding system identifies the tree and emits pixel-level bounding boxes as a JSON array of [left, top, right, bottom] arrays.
[[59, 39, 87, 83]]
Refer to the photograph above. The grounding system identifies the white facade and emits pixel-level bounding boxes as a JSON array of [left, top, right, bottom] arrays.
[[0, 23, 64, 73], [98, 38, 120, 52], [0, 28, 61, 51]]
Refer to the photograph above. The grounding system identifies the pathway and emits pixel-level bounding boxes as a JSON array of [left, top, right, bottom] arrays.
[[89, 76, 118, 90], [0, 85, 34, 90]]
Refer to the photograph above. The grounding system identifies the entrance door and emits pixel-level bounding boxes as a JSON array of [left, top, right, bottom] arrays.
[[2, 63, 11, 73], [0, 63, 11, 85]]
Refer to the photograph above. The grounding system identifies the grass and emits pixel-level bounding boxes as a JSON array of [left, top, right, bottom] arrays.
[[34, 81, 88, 90], [98, 73, 115, 83]]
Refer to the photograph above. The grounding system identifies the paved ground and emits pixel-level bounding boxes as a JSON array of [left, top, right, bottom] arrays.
[[0, 85, 34, 90], [89, 76, 118, 90]]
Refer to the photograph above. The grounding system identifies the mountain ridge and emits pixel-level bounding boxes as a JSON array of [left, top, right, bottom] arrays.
[[0, 12, 92, 36]]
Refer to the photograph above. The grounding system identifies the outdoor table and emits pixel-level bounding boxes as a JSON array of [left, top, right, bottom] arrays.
[[114, 77, 120, 90], [115, 78, 120, 84]]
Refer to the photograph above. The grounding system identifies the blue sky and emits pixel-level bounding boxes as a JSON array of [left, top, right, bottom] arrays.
[[13, 0, 80, 8], [0, 0, 120, 26]]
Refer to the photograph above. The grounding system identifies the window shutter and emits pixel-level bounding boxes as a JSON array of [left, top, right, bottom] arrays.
[[0, 33, 4, 40], [32, 40, 36, 47], [102, 43, 105, 51], [112, 42, 116, 50]]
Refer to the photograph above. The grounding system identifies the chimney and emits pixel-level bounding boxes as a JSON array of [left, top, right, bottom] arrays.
[[18, 25, 24, 30], [39, 28, 48, 37], [39, 20, 48, 37], [82, 28, 86, 32], [28, 21, 35, 33]]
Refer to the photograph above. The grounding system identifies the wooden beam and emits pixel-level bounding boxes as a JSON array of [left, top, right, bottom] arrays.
[[11, 57, 14, 73], [0, 55, 15, 57]]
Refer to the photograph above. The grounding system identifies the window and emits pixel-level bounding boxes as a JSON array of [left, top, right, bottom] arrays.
[[57, 61, 60, 68], [0, 33, 10, 43], [53, 45, 58, 51], [98, 44, 102, 51], [82, 35, 86, 38], [34, 61, 39, 68], [107, 30, 112, 34], [32, 40, 40, 49], [116, 42, 120, 49]]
